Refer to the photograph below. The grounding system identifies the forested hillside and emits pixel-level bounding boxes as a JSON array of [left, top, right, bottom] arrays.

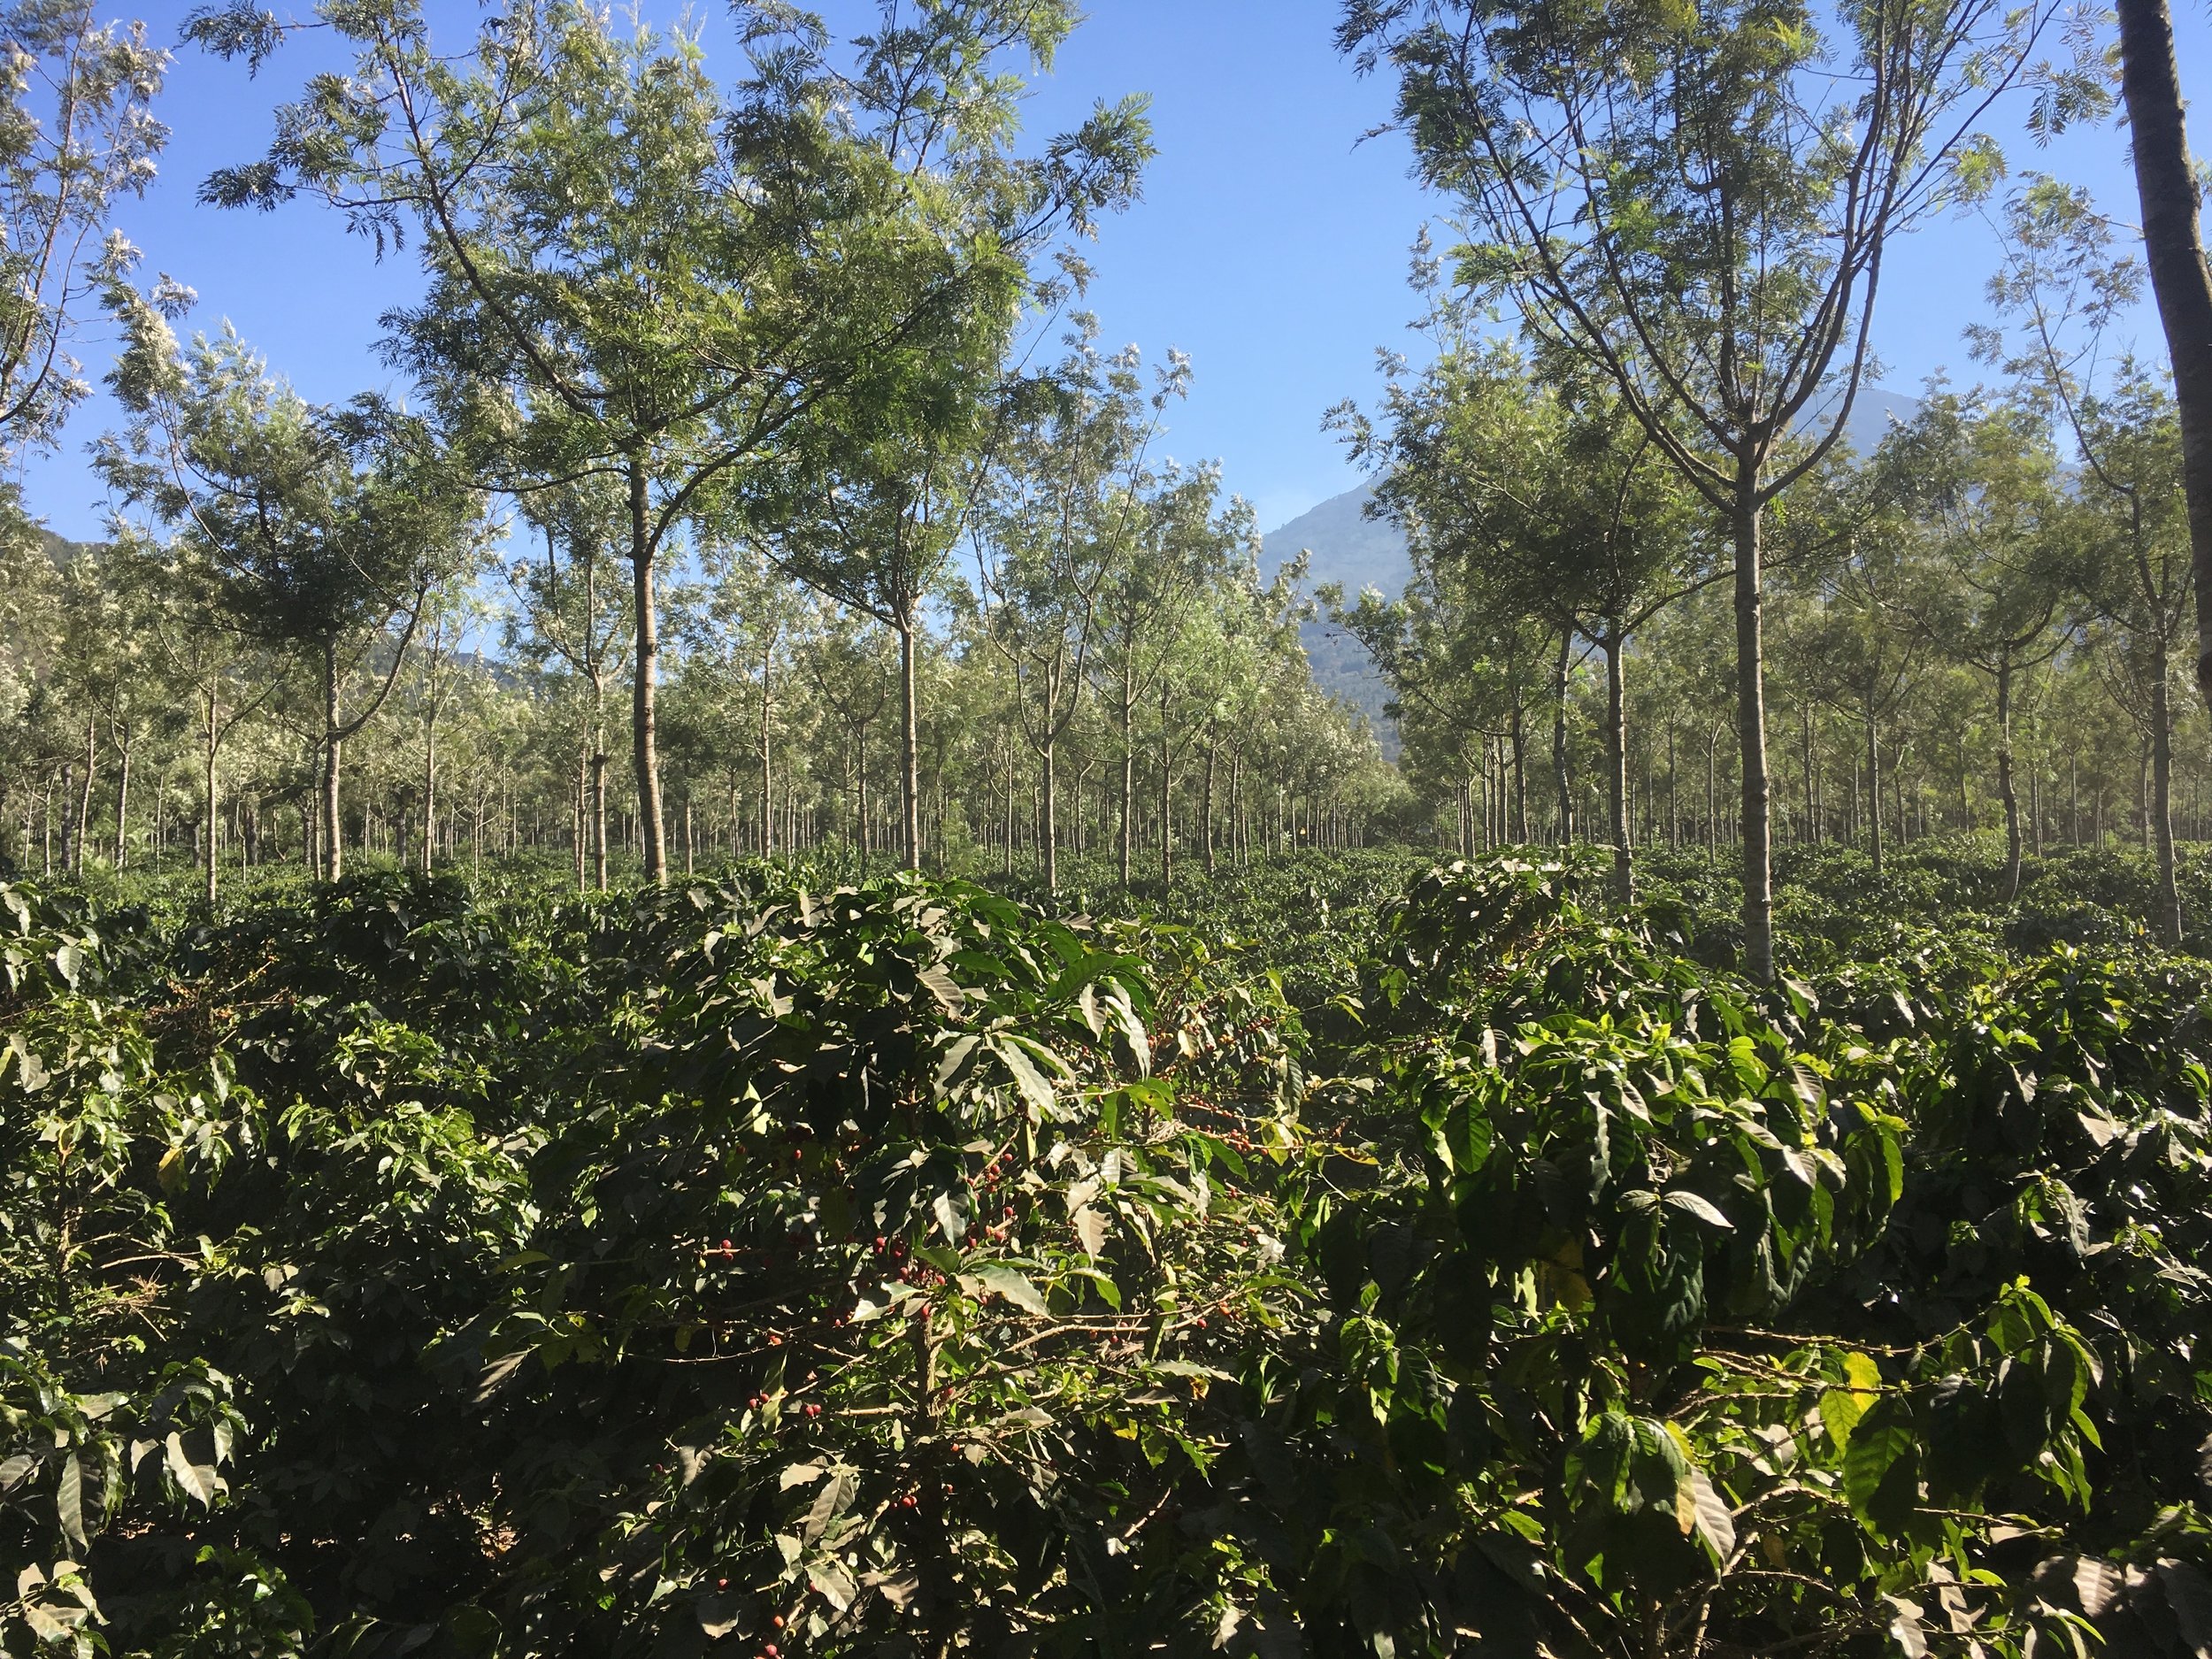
[[14, 1, 2212, 1656], [1262, 485, 1407, 746]]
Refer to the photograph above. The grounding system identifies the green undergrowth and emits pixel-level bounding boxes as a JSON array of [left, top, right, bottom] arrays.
[[6, 845, 2212, 1655]]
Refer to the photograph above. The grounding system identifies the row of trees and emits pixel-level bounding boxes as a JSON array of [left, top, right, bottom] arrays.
[[1332, 0, 2212, 964], [0, 1, 1399, 897], [2, 467, 1399, 896], [1336, 175, 2200, 936]]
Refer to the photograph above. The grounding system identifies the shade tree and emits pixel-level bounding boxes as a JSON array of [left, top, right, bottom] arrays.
[[1339, 323, 1711, 895], [96, 297, 482, 879], [504, 475, 631, 889], [973, 319, 1186, 892], [190, 0, 1149, 883], [1342, 0, 2062, 976], [0, 1, 168, 459], [1974, 180, 2196, 940], [1867, 392, 2072, 895]]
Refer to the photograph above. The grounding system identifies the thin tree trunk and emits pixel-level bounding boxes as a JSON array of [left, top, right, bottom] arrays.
[[111, 725, 131, 872], [1666, 724, 1678, 850], [896, 607, 922, 872], [574, 749, 588, 893], [2140, 749, 2153, 851], [1158, 682, 1173, 887], [759, 644, 774, 860], [627, 457, 667, 884], [1202, 735, 1217, 877], [70, 718, 95, 875], [2154, 639, 2184, 943], [1706, 724, 1720, 868], [1733, 491, 1776, 982], [1118, 673, 1135, 886], [321, 644, 343, 882], [591, 739, 609, 888], [1041, 740, 1058, 894], [1865, 703, 1883, 879], [422, 708, 437, 873], [1231, 754, 1244, 870], [204, 693, 220, 906], [1603, 624, 1632, 900], [1801, 703, 1816, 845], [584, 540, 606, 886], [1509, 698, 1529, 842], [1997, 657, 2023, 901], [1551, 629, 1573, 842]]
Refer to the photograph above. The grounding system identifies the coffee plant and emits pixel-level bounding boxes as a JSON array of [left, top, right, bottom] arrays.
[[9, 847, 2212, 1656]]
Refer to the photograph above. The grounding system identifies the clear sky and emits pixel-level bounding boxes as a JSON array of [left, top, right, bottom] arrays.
[[17, 0, 2211, 543]]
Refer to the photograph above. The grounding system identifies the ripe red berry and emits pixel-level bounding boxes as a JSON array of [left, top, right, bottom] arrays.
[[765, 1646, 780, 1658], [772, 1616, 785, 1629], [717, 1578, 728, 1590], [804, 1402, 821, 1417]]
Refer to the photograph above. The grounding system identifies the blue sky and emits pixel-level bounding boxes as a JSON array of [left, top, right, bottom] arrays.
[[19, 0, 2209, 542]]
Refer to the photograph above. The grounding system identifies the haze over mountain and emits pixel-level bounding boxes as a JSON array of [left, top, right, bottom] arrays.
[[1262, 385, 1923, 753]]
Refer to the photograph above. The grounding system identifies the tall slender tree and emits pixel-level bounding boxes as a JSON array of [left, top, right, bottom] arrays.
[[975, 321, 1185, 892], [0, 1, 168, 459], [1870, 393, 2070, 897], [97, 302, 480, 879], [1340, 327, 1708, 897], [1978, 180, 2196, 940], [105, 524, 278, 901], [506, 476, 629, 890]]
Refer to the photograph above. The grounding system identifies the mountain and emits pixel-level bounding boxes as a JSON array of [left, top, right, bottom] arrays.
[[1261, 482, 1402, 753], [1261, 386, 1922, 760], [1821, 383, 1922, 455], [1263, 481, 1409, 603]]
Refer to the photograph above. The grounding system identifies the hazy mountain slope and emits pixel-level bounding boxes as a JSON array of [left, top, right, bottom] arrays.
[[1263, 481, 1407, 603], [1259, 483, 1402, 752]]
